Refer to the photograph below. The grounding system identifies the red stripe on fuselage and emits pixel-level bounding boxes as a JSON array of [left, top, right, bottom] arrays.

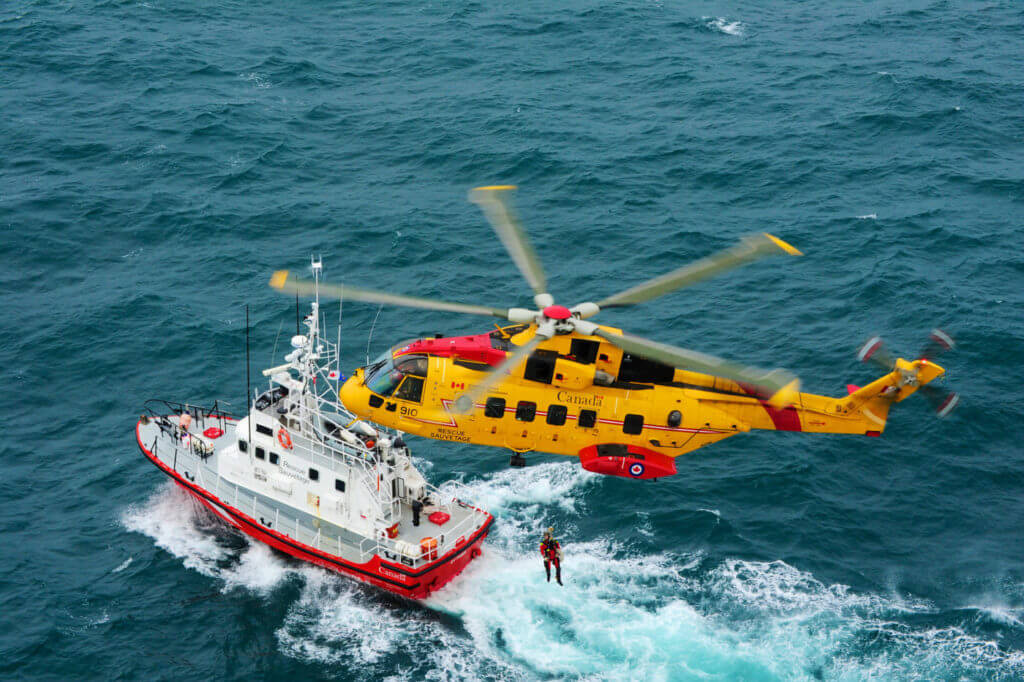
[[737, 383, 802, 432]]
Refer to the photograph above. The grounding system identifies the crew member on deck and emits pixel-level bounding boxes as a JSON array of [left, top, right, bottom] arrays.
[[540, 527, 562, 586]]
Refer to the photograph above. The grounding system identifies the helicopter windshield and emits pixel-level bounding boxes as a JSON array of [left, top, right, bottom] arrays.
[[364, 352, 428, 397]]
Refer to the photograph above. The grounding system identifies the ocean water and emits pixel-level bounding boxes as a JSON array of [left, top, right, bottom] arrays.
[[2, 1, 1023, 679]]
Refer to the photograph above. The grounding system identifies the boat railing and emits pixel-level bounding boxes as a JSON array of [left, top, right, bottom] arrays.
[[356, 498, 490, 565], [280, 394, 407, 518], [144, 398, 238, 421], [141, 400, 236, 461]]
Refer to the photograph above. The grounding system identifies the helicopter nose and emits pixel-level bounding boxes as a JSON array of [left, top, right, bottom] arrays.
[[339, 376, 367, 411]]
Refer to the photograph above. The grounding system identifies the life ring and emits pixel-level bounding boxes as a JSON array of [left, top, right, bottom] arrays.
[[277, 428, 293, 450]]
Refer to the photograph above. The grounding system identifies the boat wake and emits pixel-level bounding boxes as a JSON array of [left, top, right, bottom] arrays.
[[123, 468, 1024, 680]]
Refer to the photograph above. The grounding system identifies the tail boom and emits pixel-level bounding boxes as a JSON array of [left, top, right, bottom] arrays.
[[691, 358, 946, 437]]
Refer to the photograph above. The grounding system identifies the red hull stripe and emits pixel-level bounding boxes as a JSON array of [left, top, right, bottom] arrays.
[[136, 421, 492, 593]]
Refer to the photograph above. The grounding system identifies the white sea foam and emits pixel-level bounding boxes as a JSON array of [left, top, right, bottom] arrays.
[[125, 473, 1024, 679], [122, 482, 299, 594], [966, 601, 1024, 628], [112, 557, 133, 573], [704, 16, 744, 36], [240, 72, 271, 89], [857, 213, 877, 220]]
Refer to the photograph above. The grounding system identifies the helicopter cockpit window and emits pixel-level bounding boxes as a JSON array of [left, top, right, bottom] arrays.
[[393, 376, 424, 402], [364, 353, 429, 397], [394, 354, 428, 377]]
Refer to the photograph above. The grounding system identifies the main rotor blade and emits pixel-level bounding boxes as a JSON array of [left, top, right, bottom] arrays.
[[468, 186, 550, 304], [270, 271, 508, 318], [596, 233, 802, 310], [594, 328, 799, 405], [451, 322, 555, 414]]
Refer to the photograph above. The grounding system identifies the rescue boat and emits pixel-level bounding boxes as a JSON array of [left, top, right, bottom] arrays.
[[135, 260, 493, 599]]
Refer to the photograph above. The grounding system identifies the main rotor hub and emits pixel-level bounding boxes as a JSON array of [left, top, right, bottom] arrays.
[[542, 304, 572, 320]]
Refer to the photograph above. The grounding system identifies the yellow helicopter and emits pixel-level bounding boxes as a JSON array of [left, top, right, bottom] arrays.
[[270, 186, 956, 480]]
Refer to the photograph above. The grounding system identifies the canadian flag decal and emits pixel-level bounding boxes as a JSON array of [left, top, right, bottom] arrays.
[[450, 381, 465, 389]]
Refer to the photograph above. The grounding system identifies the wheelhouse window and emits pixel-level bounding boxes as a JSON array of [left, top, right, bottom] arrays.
[[364, 351, 429, 397], [269, 452, 279, 465], [238, 440, 248, 453], [256, 423, 273, 436], [485, 397, 506, 418], [309, 468, 319, 481], [255, 446, 265, 460], [546, 405, 567, 426], [578, 410, 597, 428], [516, 401, 537, 422], [335, 479, 346, 493], [623, 414, 644, 435]]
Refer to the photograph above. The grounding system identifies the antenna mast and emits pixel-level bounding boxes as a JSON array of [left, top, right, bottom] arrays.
[[245, 304, 253, 465]]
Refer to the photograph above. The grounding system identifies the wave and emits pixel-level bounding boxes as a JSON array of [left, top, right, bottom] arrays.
[[703, 17, 744, 37], [124, 471, 1024, 680]]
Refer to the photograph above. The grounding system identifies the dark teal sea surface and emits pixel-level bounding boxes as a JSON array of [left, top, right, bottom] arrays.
[[3, 1, 1023, 679]]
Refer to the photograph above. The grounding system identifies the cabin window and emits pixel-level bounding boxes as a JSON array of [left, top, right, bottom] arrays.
[[238, 440, 248, 453], [569, 338, 600, 364], [368, 394, 384, 408], [523, 350, 557, 384], [255, 446, 265, 460], [394, 376, 424, 403], [269, 452, 279, 465], [485, 397, 506, 418], [623, 414, 644, 435], [578, 410, 597, 428], [256, 424, 273, 436], [618, 354, 675, 384], [516, 401, 537, 422], [309, 468, 319, 481], [335, 479, 346, 493], [546, 405, 568, 426]]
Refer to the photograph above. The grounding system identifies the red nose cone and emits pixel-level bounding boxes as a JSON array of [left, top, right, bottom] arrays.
[[543, 305, 572, 320]]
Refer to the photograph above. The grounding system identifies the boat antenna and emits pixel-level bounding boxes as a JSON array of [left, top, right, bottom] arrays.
[[270, 319, 284, 367], [342, 284, 350, 374], [245, 304, 254, 465], [366, 303, 383, 366], [311, 255, 323, 307], [295, 292, 300, 335]]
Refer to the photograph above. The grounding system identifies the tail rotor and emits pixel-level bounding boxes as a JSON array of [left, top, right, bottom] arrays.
[[857, 329, 959, 418], [857, 335, 895, 370]]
